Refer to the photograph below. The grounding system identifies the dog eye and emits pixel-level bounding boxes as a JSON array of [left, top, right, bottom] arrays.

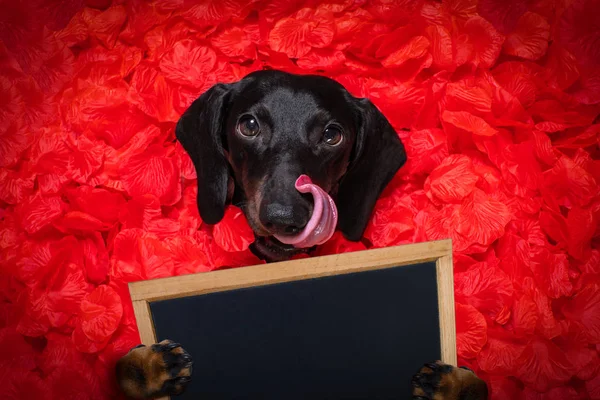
[[323, 126, 343, 146], [237, 116, 260, 137]]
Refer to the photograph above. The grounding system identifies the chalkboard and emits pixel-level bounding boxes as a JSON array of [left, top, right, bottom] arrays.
[[129, 239, 456, 400]]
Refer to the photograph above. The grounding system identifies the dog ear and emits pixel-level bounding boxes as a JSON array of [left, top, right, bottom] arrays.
[[336, 98, 407, 241], [175, 83, 234, 224]]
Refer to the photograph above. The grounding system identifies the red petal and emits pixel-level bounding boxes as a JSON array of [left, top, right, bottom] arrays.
[[478, 328, 527, 375], [53, 211, 108, 233], [442, 110, 498, 136], [402, 128, 449, 176], [211, 24, 258, 60], [296, 48, 346, 71], [313, 231, 366, 257], [181, 0, 251, 27], [159, 39, 217, 87], [456, 303, 488, 359], [0, 167, 35, 205], [128, 64, 180, 122], [82, 5, 127, 48], [120, 145, 182, 206], [110, 228, 175, 282], [566, 207, 596, 261], [567, 67, 600, 105], [530, 248, 573, 299], [364, 197, 415, 247], [120, 195, 181, 239], [66, 186, 126, 225], [17, 194, 66, 234], [455, 189, 512, 252], [523, 386, 581, 400], [445, 76, 493, 114], [79, 285, 123, 343], [542, 155, 598, 208], [455, 261, 514, 320], [426, 24, 454, 70], [425, 154, 479, 204], [366, 81, 426, 129], [542, 43, 580, 90], [477, 0, 528, 34], [511, 295, 538, 338], [462, 16, 505, 68], [523, 278, 562, 339], [557, 0, 600, 67], [269, 9, 335, 58], [166, 234, 212, 275], [488, 376, 521, 400], [503, 12, 550, 60], [562, 282, 600, 343], [212, 206, 255, 252], [72, 323, 110, 353], [381, 36, 430, 68], [586, 372, 600, 399], [0, 327, 37, 371], [81, 233, 109, 284], [563, 342, 600, 381], [516, 338, 573, 391]]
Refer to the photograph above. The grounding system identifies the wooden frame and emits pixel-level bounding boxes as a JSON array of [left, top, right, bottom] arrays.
[[129, 239, 456, 400]]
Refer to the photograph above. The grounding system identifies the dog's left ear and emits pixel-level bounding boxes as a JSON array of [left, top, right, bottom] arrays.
[[336, 98, 407, 241], [175, 83, 234, 225]]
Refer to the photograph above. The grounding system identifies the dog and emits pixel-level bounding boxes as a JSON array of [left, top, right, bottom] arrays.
[[175, 69, 407, 262], [115, 70, 489, 399]]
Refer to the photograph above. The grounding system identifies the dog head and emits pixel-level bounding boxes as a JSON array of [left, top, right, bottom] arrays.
[[176, 70, 406, 261]]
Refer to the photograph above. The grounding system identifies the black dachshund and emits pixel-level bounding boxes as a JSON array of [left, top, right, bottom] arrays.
[[116, 70, 488, 399], [175, 69, 406, 261]]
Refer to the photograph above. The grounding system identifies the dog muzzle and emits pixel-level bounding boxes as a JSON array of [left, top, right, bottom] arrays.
[[273, 175, 338, 248]]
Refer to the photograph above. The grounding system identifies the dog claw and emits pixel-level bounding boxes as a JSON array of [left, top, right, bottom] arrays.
[[425, 362, 438, 370], [164, 342, 181, 351]]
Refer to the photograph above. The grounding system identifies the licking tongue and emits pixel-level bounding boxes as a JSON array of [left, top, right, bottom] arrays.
[[273, 175, 338, 249]]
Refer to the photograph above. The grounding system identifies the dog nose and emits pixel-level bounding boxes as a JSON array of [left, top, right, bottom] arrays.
[[260, 203, 309, 236]]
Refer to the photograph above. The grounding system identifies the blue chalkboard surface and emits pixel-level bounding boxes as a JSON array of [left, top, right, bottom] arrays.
[[149, 261, 441, 400]]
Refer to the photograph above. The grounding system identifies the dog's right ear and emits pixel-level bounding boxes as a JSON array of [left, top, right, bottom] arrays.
[[176, 83, 234, 224]]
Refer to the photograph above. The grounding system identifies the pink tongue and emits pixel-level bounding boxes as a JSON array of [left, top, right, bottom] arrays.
[[273, 175, 338, 248]]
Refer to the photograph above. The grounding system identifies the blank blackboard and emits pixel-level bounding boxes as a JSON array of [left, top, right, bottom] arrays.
[[129, 240, 456, 400]]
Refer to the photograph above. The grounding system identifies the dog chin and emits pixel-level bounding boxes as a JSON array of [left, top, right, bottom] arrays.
[[250, 236, 311, 262]]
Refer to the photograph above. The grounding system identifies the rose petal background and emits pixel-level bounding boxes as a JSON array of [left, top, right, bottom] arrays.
[[0, 0, 599, 398]]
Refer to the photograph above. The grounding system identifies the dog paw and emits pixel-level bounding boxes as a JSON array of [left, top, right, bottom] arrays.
[[411, 361, 488, 400], [116, 339, 193, 399]]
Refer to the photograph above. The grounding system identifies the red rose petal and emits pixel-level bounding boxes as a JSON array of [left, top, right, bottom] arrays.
[[511, 295, 538, 338], [516, 337, 573, 392], [17, 194, 66, 234], [120, 145, 182, 206], [477, 0, 528, 34], [166, 234, 213, 275], [159, 39, 217, 87], [562, 282, 600, 343], [364, 197, 416, 248], [269, 8, 335, 58], [462, 16, 505, 68], [425, 154, 479, 204], [212, 206, 255, 252], [455, 261, 514, 321], [479, 328, 527, 375], [456, 303, 488, 359], [503, 12, 550, 60], [79, 285, 123, 343], [558, 0, 600, 67], [442, 110, 498, 137]]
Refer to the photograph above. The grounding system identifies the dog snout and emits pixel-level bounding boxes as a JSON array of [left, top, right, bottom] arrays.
[[259, 203, 310, 236]]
